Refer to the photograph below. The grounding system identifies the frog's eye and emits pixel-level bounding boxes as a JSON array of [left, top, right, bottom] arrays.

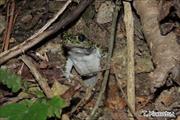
[[78, 34, 87, 42]]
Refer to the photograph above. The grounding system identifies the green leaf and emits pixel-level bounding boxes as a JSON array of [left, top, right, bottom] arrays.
[[0, 97, 66, 120], [0, 100, 48, 120], [27, 86, 45, 98], [0, 103, 28, 120], [48, 96, 66, 108], [23, 101, 48, 120], [19, 99, 34, 107], [47, 96, 66, 118], [0, 68, 21, 92]]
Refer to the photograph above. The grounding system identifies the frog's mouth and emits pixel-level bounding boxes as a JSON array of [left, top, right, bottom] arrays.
[[63, 44, 92, 49], [63, 45, 95, 56]]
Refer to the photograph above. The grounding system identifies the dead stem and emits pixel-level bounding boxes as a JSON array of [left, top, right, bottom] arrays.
[[123, 1, 135, 120], [2, 0, 16, 51], [20, 55, 53, 98]]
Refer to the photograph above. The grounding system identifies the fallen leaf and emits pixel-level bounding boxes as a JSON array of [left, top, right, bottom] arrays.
[[51, 80, 69, 96]]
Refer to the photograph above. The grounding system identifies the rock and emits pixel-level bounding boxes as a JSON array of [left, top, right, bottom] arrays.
[[96, 1, 115, 24]]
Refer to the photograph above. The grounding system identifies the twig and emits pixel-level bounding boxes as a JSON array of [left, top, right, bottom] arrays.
[[113, 67, 139, 120], [29, 0, 72, 40], [2, 0, 16, 51], [4, 92, 30, 105], [86, 1, 121, 120], [17, 63, 24, 75], [20, 55, 53, 98], [0, 0, 93, 65], [123, 1, 135, 120], [70, 87, 93, 114]]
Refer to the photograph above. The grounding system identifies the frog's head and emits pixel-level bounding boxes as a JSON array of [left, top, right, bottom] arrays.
[[62, 32, 94, 49]]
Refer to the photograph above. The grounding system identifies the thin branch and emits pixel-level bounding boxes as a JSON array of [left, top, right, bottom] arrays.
[[86, 1, 121, 120], [20, 55, 53, 98], [70, 87, 93, 114], [29, 0, 72, 40], [123, 1, 135, 120], [113, 68, 139, 120], [2, 0, 16, 51]]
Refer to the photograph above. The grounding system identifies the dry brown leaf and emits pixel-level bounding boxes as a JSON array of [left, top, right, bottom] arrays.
[[51, 80, 69, 96]]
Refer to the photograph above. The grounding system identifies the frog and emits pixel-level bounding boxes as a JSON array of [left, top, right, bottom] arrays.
[[62, 32, 101, 87]]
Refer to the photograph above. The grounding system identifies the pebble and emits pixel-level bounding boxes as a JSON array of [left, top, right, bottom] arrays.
[[96, 1, 115, 24]]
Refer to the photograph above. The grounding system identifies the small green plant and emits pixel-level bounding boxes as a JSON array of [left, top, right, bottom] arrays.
[[0, 68, 22, 92], [0, 68, 67, 120], [0, 96, 66, 120]]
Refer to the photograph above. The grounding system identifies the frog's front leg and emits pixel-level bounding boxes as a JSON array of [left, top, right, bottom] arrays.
[[65, 58, 74, 81]]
